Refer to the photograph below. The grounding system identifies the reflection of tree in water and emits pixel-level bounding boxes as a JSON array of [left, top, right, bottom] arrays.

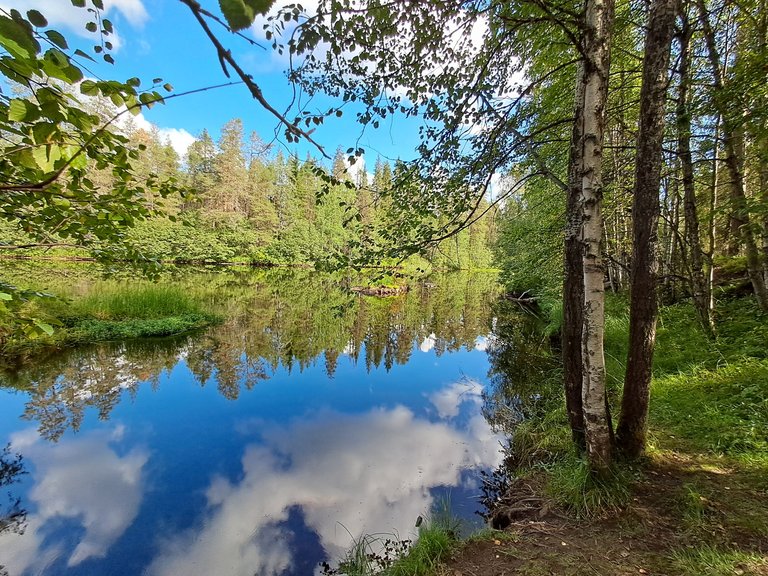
[[1, 271, 498, 440], [483, 300, 561, 436], [1, 444, 27, 576], [3, 339, 185, 441]]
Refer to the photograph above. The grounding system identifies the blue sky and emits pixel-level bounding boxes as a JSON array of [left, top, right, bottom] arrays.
[[4, 0, 425, 168]]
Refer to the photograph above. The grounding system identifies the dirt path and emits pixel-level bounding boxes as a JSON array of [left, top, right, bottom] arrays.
[[445, 452, 768, 576]]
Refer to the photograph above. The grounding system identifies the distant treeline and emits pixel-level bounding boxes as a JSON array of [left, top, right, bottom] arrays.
[[0, 117, 497, 271]]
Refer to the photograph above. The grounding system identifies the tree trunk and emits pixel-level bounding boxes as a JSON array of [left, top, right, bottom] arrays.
[[576, 0, 616, 473], [564, 59, 587, 453], [615, 0, 676, 460], [761, 154, 768, 285], [675, 12, 715, 335], [707, 115, 721, 314], [697, 0, 768, 310]]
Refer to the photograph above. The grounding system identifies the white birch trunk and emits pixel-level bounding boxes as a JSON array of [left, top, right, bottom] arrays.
[[577, 0, 616, 473]]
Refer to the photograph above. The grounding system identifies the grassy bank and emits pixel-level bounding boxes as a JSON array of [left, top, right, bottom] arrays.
[[0, 270, 220, 360], [348, 294, 767, 575]]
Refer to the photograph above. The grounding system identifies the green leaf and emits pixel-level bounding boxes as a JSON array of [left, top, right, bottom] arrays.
[[32, 319, 55, 336], [32, 122, 57, 144], [219, 0, 255, 31], [85, 21, 97, 33], [26, 9, 48, 27], [71, 0, 86, 7], [244, 0, 276, 15], [42, 49, 83, 83], [0, 16, 40, 58], [32, 144, 61, 172], [0, 293, 12, 301], [45, 30, 69, 49], [92, 0, 105, 9], [8, 99, 33, 122], [80, 79, 99, 96], [109, 92, 124, 107], [74, 48, 96, 62]]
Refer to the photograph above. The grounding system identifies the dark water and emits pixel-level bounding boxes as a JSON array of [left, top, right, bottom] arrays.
[[0, 269, 504, 576]]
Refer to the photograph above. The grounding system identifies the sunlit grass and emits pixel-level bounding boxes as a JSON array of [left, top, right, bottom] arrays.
[[671, 545, 768, 576], [68, 283, 206, 320], [323, 501, 461, 576], [651, 359, 768, 458]]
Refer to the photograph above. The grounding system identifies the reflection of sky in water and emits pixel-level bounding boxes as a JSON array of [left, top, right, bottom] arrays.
[[0, 342, 502, 576]]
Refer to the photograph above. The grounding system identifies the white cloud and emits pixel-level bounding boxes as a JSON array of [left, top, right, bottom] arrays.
[[2, 0, 148, 28], [0, 427, 148, 573], [419, 333, 436, 353], [428, 378, 484, 419], [118, 111, 196, 159], [147, 400, 503, 576], [344, 154, 371, 185], [159, 127, 196, 158], [0, 0, 148, 51]]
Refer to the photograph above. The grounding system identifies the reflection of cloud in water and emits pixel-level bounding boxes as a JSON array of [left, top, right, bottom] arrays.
[[428, 379, 484, 419], [419, 333, 437, 353], [148, 400, 502, 576], [475, 336, 490, 352], [0, 426, 147, 572]]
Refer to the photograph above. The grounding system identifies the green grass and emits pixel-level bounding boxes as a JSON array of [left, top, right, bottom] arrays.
[[324, 502, 461, 576], [66, 314, 213, 342], [68, 284, 206, 320], [385, 505, 460, 576], [651, 359, 768, 460], [545, 456, 635, 519], [53, 285, 220, 344], [671, 544, 768, 576], [677, 482, 712, 531], [1, 282, 219, 357], [500, 294, 768, 517]]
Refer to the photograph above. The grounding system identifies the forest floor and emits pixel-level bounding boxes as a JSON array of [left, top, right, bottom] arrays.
[[441, 295, 768, 576], [445, 446, 767, 575]]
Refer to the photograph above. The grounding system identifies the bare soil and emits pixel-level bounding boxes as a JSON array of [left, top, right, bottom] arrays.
[[444, 451, 768, 576]]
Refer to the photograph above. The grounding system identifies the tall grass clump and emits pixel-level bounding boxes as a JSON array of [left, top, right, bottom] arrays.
[[545, 455, 634, 519], [322, 502, 462, 576], [385, 501, 461, 576], [71, 284, 206, 320]]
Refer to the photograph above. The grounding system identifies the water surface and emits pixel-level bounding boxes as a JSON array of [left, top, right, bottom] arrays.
[[0, 269, 503, 576]]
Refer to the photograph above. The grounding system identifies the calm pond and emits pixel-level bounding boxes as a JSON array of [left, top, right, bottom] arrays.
[[0, 268, 507, 576]]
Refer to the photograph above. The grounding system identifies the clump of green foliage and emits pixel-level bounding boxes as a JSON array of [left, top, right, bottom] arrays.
[[0, 281, 218, 357], [545, 456, 635, 518], [385, 506, 460, 576], [66, 284, 206, 320], [322, 502, 461, 576]]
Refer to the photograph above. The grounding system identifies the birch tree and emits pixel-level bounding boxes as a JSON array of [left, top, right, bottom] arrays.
[[572, 0, 616, 472]]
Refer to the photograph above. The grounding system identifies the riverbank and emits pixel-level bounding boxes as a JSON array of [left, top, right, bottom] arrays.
[[364, 294, 768, 575], [0, 261, 227, 362]]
